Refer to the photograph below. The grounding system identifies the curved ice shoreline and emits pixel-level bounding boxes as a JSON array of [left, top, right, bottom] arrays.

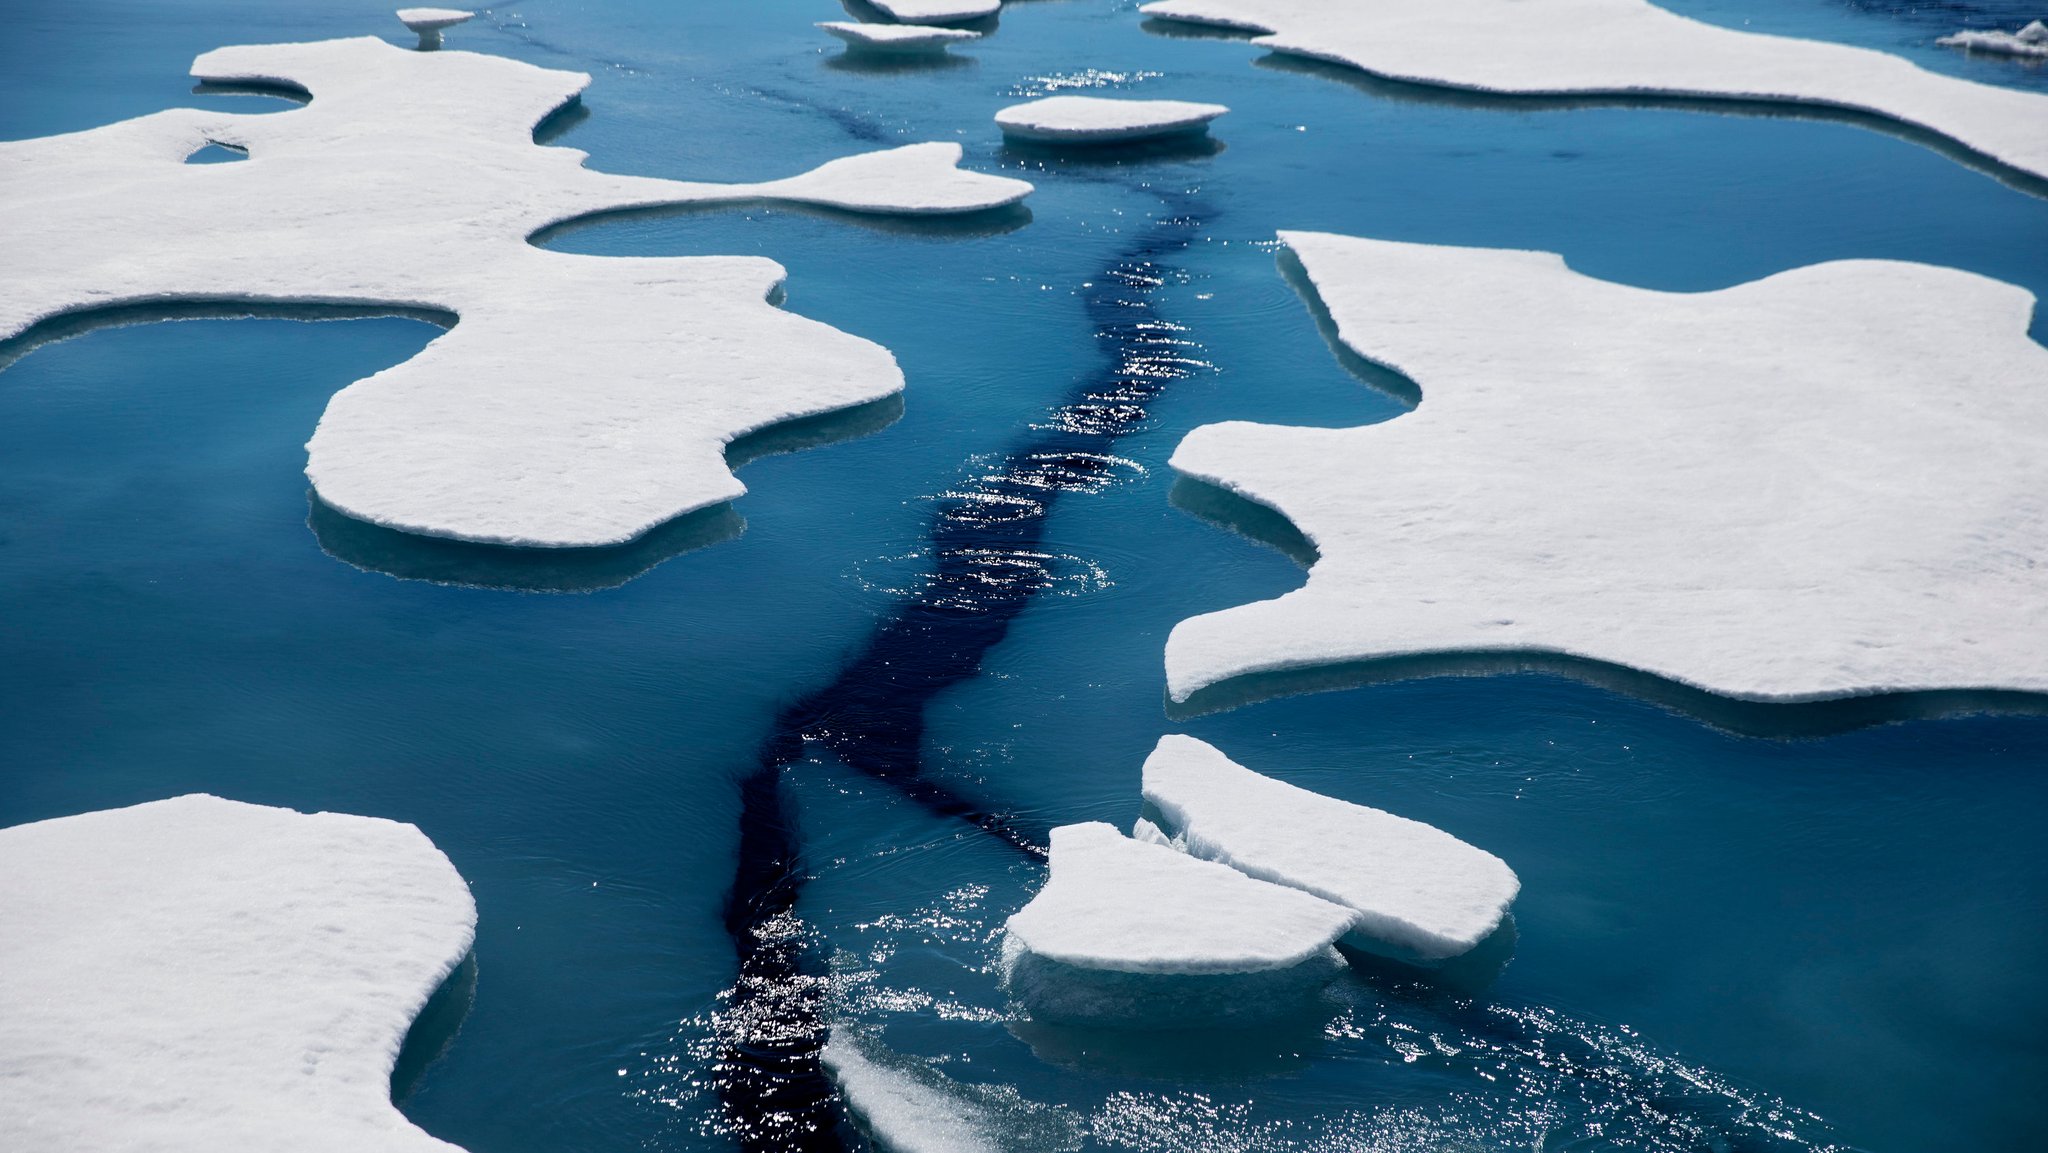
[[1140, 0, 2048, 187]]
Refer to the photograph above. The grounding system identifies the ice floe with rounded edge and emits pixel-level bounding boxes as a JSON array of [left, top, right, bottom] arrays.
[[1939, 22, 2048, 60], [821, 1028, 1083, 1153], [0, 36, 1031, 549], [1138, 0, 2048, 184], [1002, 822, 1353, 1025], [1141, 734, 1517, 962], [396, 8, 473, 49], [0, 794, 477, 1153], [1166, 230, 2048, 710], [869, 0, 1002, 27], [819, 21, 982, 53], [995, 95, 1229, 143]]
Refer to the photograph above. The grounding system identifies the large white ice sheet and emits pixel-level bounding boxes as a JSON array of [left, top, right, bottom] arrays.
[[1167, 231, 2048, 707], [0, 795, 477, 1153], [1139, 0, 2048, 184], [1142, 735, 1516, 961], [0, 36, 1031, 547]]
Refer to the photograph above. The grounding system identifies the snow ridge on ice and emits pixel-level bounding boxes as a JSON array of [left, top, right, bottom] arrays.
[[1138, 0, 2048, 184], [0, 795, 477, 1153], [0, 36, 1032, 549], [995, 95, 1229, 143], [1166, 230, 2048, 708], [1142, 735, 1517, 961]]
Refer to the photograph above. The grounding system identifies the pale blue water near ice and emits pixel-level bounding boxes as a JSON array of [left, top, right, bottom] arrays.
[[3, 1, 2047, 1151]]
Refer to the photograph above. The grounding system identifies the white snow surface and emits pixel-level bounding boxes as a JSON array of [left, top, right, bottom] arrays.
[[0, 795, 477, 1153], [1166, 231, 2048, 706], [1137, 0, 2048, 183], [0, 36, 1031, 547], [1004, 822, 1355, 974], [868, 0, 1002, 26], [1938, 26, 2048, 60], [396, 8, 473, 32], [994, 95, 1229, 142], [1142, 735, 1517, 961], [819, 21, 982, 49]]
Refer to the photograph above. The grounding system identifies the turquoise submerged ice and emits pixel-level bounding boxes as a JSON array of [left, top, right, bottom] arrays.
[[2, 1, 2045, 1152]]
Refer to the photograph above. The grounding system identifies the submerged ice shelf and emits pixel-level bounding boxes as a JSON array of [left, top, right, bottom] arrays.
[[994, 96, 1229, 144], [1166, 231, 2048, 710], [0, 36, 1031, 549], [1139, 0, 2048, 185], [0, 795, 476, 1152]]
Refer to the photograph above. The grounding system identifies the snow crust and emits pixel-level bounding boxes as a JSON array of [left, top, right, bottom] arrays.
[[0, 795, 477, 1153], [868, 0, 1002, 26], [1138, 0, 2048, 183], [396, 8, 473, 32], [994, 95, 1230, 143], [0, 36, 1031, 548], [1167, 230, 2048, 707], [1142, 735, 1517, 961], [819, 21, 982, 51], [1939, 24, 2048, 60]]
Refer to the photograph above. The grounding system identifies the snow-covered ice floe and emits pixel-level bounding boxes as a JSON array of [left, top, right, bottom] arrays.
[[0, 795, 477, 1153], [1939, 22, 2048, 61], [0, 36, 1031, 549], [1002, 822, 1353, 1026], [1166, 230, 2048, 711], [867, 0, 1002, 27], [994, 95, 1229, 144], [1140, 735, 1516, 962], [821, 1028, 1082, 1153], [819, 21, 982, 53], [1138, 0, 2048, 185], [396, 8, 473, 50]]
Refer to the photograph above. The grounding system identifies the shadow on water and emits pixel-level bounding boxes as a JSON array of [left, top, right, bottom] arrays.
[[190, 78, 313, 106], [1008, 1014, 1327, 1080], [1168, 475, 1319, 568], [532, 94, 590, 145], [1274, 246, 1422, 408], [0, 299, 456, 374], [1000, 132, 1226, 169], [822, 49, 976, 77], [391, 952, 479, 1105], [710, 201, 1211, 1151], [530, 199, 1033, 249], [1138, 15, 1265, 41], [1240, 49, 2048, 200]]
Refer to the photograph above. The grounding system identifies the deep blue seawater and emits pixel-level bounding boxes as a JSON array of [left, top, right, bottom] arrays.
[[4, 0, 2046, 1150]]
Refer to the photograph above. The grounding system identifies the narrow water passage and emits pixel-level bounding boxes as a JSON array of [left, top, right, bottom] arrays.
[[710, 199, 1211, 1150]]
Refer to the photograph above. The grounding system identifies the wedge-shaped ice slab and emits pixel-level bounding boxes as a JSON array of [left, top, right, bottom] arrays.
[[820, 21, 982, 52], [0, 795, 477, 1153], [870, 0, 1001, 26], [1002, 822, 1353, 1025], [1167, 231, 2048, 708], [821, 1029, 1081, 1153], [1141, 735, 1516, 962], [0, 36, 1031, 548], [994, 96, 1229, 143], [1138, 0, 2048, 184]]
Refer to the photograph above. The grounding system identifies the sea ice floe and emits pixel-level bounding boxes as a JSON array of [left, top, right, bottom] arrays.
[[0, 794, 477, 1153], [819, 21, 983, 53], [1138, 0, 2048, 184], [1002, 822, 1354, 1025], [1141, 735, 1517, 962], [821, 1028, 1083, 1153], [1166, 230, 2048, 710], [994, 95, 1230, 144], [0, 36, 1031, 549], [396, 8, 473, 49], [1938, 22, 2048, 61], [868, 0, 1002, 27]]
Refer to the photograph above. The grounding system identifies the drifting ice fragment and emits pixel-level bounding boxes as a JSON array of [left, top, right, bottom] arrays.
[[1142, 735, 1518, 962], [995, 95, 1229, 144], [396, 7, 473, 50], [1002, 822, 1353, 1026], [868, 0, 1002, 26], [1938, 23, 2048, 60], [0, 795, 477, 1152], [819, 21, 983, 53], [821, 1028, 1083, 1153]]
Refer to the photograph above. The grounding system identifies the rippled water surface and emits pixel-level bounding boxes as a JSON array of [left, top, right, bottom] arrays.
[[4, 1, 2046, 1151]]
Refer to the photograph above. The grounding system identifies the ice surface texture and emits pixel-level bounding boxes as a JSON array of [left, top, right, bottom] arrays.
[[0, 37, 1031, 547], [1002, 822, 1353, 1025], [994, 96, 1229, 143], [1139, 0, 2048, 184], [818, 21, 982, 52], [1142, 735, 1517, 962], [0, 795, 477, 1153], [1167, 231, 2048, 708]]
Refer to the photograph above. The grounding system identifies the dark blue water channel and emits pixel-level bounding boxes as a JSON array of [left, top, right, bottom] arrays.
[[3, 1, 2045, 1151]]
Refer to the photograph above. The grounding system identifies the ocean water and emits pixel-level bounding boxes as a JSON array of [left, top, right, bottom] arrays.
[[3, 1, 2045, 1151]]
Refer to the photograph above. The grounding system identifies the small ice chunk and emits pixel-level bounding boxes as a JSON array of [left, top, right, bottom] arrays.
[[1002, 822, 1353, 1025], [1937, 25, 2048, 59], [821, 1028, 1082, 1153], [867, 0, 1001, 26], [396, 7, 473, 49], [1142, 735, 1518, 962], [2022, 20, 2048, 43], [819, 21, 982, 53], [995, 95, 1229, 144], [0, 794, 477, 1152]]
